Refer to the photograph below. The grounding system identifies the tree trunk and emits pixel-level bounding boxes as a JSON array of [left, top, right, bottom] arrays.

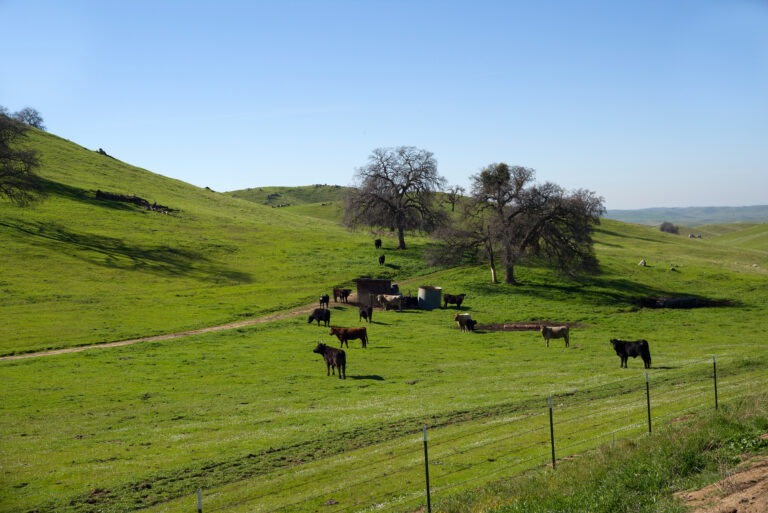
[[487, 244, 498, 283], [503, 243, 518, 284], [397, 225, 406, 250]]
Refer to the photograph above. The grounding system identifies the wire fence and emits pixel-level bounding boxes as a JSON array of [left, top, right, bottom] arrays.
[[190, 355, 766, 513]]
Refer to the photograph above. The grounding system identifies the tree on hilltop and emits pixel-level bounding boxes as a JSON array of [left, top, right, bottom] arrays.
[[343, 147, 447, 250], [443, 184, 465, 212], [12, 107, 46, 131], [0, 113, 45, 205]]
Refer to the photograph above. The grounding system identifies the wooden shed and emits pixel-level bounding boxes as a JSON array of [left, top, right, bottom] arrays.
[[354, 278, 396, 307]]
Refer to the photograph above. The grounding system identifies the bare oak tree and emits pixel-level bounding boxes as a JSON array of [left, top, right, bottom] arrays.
[[12, 107, 46, 131], [0, 114, 44, 205], [443, 184, 466, 212], [344, 147, 446, 249], [439, 162, 604, 284]]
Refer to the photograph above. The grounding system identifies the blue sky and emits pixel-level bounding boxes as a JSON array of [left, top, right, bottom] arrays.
[[2, 0, 766, 209]]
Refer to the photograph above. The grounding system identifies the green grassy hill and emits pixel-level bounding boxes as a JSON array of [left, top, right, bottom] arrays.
[[2, 129, 768, 513], [226, 184, 349, 206], [0, 129, 427, 355], [709, 222, 768, 251]]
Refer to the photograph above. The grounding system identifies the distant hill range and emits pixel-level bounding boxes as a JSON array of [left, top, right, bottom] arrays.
[[604, 205, 768, 226]]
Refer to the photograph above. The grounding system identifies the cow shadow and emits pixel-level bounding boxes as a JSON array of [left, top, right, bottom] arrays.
[[384, 263, 401, 270], [349, 375, 385, 380], [650, 366, 677, 370], [370, 321, 391, 325]]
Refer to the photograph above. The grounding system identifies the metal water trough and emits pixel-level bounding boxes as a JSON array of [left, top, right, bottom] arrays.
[[418, 286, 442, 310]]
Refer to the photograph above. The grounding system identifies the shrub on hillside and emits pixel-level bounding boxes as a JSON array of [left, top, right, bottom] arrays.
[[660, 221, 679, 234]]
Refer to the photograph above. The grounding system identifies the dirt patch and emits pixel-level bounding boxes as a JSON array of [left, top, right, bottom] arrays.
[[678, 455, 768, 513], [476, 321, 586, 332]]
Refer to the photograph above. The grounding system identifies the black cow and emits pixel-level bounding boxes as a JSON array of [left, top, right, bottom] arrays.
[[333, 288, 352, 303], [443, 293, 466, 309], [308, 308, 331, 327], [378, 254, 385, 266], [359, 305, 373, 323], [610, 339, 652, 369], [374, 238, 382, 249], [319, 294, 330, 309], [313, 343, 346, 379]]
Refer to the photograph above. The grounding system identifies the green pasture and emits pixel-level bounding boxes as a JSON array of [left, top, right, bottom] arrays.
[[709, 222, 768, 251], [0, 129, 430, 355], [2, 219, 768, 512], [2, 131, 768, 512]]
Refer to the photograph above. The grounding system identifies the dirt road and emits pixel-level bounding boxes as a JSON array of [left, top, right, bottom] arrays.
[[0, 297, 358, 361]]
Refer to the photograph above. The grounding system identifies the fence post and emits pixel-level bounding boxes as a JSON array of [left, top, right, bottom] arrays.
[[423, 425, 432, 513], [197, 490, 202, 513], [548, 394, 556, 470], [713, 355, 718, 410], [645, 372, 652, 435]]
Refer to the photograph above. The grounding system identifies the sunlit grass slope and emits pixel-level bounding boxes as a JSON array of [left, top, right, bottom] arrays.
[[225, 184, 349, 206], [1, 209, 767, 513], [0, 129, 430, 355], [709, 222, 768, 252]]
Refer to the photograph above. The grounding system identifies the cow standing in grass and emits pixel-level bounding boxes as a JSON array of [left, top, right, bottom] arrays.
[[319, 294, 330, 309], [308, 308, 331, 327], [329, 326, 368, 348], [379, 254, 385, 266], [443, 293, 466, 309], [541, 326, 569, 348], [359, 305, 373, 323], [313, 343, 346, 379], [610, 339, 652, 368], [374, 239, 382, 249]]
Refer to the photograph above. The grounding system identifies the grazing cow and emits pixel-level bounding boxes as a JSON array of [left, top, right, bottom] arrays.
[[307, 308, 331, 327], [329, 326, 368, 348], [374, 238, 382, 249], [443, 293, 466, 309], [376, 294, 402, 311], [541, 326, 570, 348], [359, 305, 373, 323], [319, 294, 330, 309], [610, 339, 652, 369], [378, 254, 386, 266], [454, 313, 474, 332], [333, 288, 352, 303], [313, 343, 346, 379]]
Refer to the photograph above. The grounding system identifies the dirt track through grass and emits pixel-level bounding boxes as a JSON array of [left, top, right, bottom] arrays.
[[0, 300, 327, 361]]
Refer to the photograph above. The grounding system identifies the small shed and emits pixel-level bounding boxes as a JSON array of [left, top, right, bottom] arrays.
[[418, 286, 442, 310], [354, 278, 396, 307]]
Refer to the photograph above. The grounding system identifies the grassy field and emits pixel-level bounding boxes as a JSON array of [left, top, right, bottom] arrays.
[[708, 223, 768, 252], [0, 129, 429, 355], [2, 131, 768, 513]]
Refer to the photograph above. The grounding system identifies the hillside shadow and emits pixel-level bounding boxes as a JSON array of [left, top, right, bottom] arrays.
[[594, 227, 670, 245], [0, 220, 252, 283], [466, 275, 732, 309], [39, 179, 137, 211]]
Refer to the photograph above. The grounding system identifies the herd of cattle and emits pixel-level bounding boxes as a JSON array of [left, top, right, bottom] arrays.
[[310, 240, 653, 379]]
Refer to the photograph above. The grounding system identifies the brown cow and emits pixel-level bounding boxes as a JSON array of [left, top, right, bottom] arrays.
[[333, 288, 352, 303], [313, 343, 346, 379], [541, 326, 569, 348], [329, 326, 368, 348]]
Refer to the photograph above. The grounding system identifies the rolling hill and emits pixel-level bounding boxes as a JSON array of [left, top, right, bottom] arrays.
[[0, 128, 428, 355], [605, 205, 768, 226], [225, 184, 349, 206]]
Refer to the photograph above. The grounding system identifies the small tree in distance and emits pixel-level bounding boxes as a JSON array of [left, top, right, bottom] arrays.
[[0, 113, 44, 205], [444, 184, 465, 212], [660, 222, 679, 234]]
